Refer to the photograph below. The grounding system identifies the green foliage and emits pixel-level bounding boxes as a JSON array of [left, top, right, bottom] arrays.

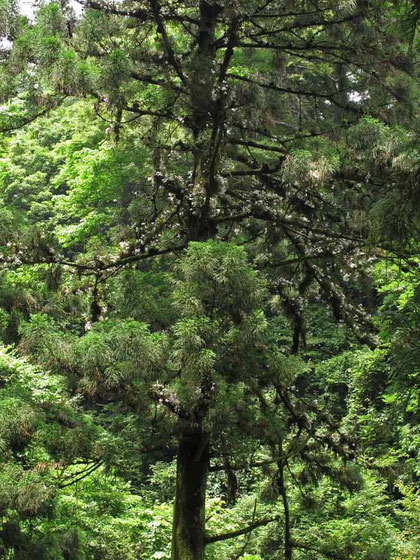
[[2, 1, 420, 558], [0, 346, 102, 557]]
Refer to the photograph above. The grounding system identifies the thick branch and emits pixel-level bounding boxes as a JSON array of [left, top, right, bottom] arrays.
[[149, 385, 191, 421]]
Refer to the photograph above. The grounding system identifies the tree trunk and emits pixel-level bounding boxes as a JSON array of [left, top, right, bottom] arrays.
[[171, 427, 210, 560], [277, 457, 292, 560], [4, 312, 20, 345], [222, 456, 238, 505], [186, 1, 222, 243]]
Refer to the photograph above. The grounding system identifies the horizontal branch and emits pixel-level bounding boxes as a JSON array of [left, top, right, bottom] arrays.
[[59, 461, 103, 488], [250, 8, 322, 19], [249, 12, 360, 35], [122, 104, 174, 119], [1, 244, 185, 274], [205, 516, 279, 544], [79, 0, 198, 24], [209, 458, 275, 472], [0, 97, 67, 134], [237, 40, 353, 53], [258, 252, 338, 269], [221, 164, 282, 177], [292, 541, 347, 560], [130, 71, 167, 87], [99, 243, 186, 270], [227, 73, 354, 104], [226, 138, 286, 154], [0, 253, 97, 271]]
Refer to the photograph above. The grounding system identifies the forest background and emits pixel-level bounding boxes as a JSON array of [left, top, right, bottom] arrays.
[[1, 1, 420, 559]]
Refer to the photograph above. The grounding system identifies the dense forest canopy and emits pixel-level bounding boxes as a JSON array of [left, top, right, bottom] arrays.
[[1, 0, 420, 559]]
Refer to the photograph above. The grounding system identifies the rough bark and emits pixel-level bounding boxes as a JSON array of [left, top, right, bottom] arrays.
[[187, 1, 222, 242], [223, 456, 238, 505], [4, 312, 20, 345], [171, 427, 210, 560]]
